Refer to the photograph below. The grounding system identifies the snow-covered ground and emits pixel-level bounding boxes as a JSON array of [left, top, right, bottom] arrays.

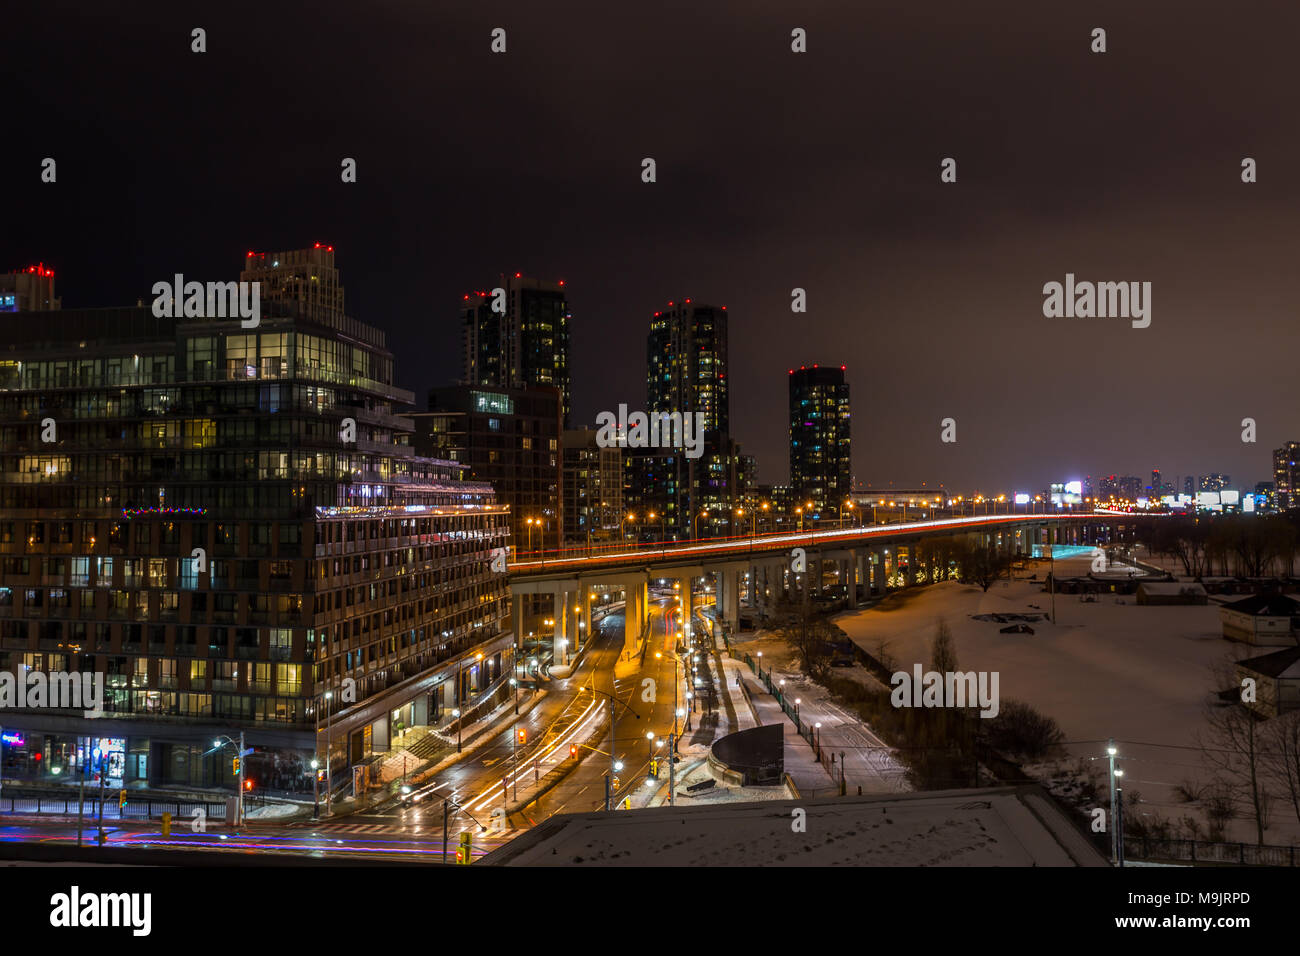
[[244, 801, 303, 820], [834, 556, 1300, 846], [725, 629, 910, 796]]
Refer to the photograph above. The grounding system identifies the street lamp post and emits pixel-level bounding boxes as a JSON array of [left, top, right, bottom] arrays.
[[324, 690, 334, 814], [453, 708, 462, 752], [210, 732, 246, 826], [656, 648, 688, 807], [586, 682, 628, 811]]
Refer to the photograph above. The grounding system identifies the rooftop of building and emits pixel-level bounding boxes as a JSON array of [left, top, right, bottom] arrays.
[[1236, 645, 1300, 678], [1222, 592, 1300, 616], [480, 785, 1106, 867]]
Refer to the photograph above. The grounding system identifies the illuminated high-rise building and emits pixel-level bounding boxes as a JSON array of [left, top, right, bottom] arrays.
[[0, 248, 512, 794], [788, 364, 852, 517], [1275, 443, 1300, 511], [633, 300, 740, 538], [0, 263, 61, 312], [461, 275, 571, 428]]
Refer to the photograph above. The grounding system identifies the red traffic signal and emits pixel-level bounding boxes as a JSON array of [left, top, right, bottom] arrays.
[[569, 744, 578, 758], [516, 729, 526, 745]]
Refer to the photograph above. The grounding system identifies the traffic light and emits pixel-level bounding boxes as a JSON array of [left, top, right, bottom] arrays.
[[650, 758, 658, 778], [118, 789, 127, 810], [232, 757, 240, 775], [516, 728, 526, 746], [456, 830, 473, 865], [569, 744, 578, 759]]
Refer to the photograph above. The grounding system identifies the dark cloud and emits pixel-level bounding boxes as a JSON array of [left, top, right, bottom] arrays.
[[4, 0, 1296, 491]]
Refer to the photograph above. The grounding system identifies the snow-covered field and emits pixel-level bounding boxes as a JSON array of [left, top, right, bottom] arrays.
[[835, 556, 1300, 846]]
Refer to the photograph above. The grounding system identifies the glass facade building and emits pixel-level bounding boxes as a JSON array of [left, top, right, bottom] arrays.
[[637, 301, 741, 538], [0, 254, 512, 793], [460, 275, 571, 428], [788, 365, 852, 518]]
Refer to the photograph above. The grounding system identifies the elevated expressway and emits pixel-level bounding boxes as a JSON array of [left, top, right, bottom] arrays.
[[509, 512, 1115, 662]]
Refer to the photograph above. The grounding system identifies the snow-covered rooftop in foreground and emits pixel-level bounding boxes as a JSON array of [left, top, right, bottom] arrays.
[[482, 786, 1107, 867]]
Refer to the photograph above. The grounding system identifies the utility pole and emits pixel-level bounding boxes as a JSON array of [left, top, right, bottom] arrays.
[[1107, 739, 1118, 865], [325, 689, 334, 815], [670, 660, 677, 808], [1115, 775, 1126, 867], [97, 760, 106, 846], [237, 730, 246, 826], [77, 755, 86, 847], [1049, 536, 1057, 625], [442, 799, 449, 864], [313, 699, 321, 819]]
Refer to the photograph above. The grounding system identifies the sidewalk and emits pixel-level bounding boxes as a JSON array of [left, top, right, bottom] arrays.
[[726, 658, 836, 797], [640, 651, 833, 807]]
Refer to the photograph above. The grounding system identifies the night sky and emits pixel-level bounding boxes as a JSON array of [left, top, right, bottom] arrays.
[[6, 1, 1298, 492]]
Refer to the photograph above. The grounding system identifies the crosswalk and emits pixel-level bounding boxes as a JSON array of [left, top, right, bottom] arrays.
[[288, 821, 421, 836], [287, 819, 521, 839]]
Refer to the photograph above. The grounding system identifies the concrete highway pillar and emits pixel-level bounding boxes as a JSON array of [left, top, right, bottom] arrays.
[[671, 572, 693, 645], [625, 578, 648, 648], [772, 561, 788, 602], [582, 586, 593, 646], [511, 591, 525, 648], [721, 568, 740, 629], [552, 586, 572, 665], [765, 561, 783, 608]]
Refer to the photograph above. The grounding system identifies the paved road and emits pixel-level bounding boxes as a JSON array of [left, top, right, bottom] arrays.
[[514, 592, 694, 821], [0, 814, 513, 862], [0, 592, 708, 862]]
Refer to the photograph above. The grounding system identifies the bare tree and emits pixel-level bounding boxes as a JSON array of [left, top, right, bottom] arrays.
[[930, 619, 958, 674], [1265, 710, 1300, 829], [775, 591, 833, 681], [960, 539, 1008, 592], [1199, 676, 1272, 844]]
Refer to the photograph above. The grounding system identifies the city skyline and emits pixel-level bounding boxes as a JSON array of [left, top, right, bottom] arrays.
[[4, 0, 1300, 917], [2, 252, 1286, 498]]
